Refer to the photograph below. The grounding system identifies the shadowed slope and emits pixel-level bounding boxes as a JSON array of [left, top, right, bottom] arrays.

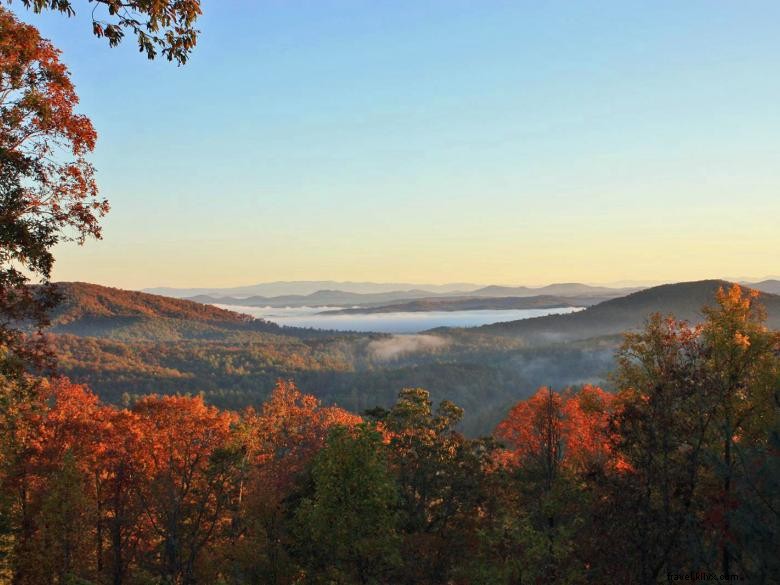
[[465, 280, 780, 343]]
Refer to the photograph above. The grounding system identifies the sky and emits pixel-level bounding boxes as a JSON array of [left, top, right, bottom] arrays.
[[15, 0, 780, 289]]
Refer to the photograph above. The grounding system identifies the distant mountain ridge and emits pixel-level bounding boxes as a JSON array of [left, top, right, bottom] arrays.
[[183, 283, 639, 308], [52, 282, 252, 324], [318, 295, 601, 315], [49, 280, 779, 345], [466, 283, 643, 298], [191, 289, 451, 308], [465, 280, 780, 342], [145, 281, 483, 298], [750, 279, 780, 295]]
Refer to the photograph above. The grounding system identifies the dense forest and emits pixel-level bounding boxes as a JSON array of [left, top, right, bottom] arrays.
[[0, 284, 778, 583]]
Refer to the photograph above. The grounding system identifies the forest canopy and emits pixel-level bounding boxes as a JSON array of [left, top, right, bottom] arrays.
[[0, 284, 777, 584]]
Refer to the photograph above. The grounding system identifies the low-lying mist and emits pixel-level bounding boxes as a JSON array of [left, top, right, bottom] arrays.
[[368, 334, 451, 361]]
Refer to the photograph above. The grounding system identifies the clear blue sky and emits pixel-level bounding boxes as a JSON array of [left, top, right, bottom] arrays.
[[17, 0, 780, 288]]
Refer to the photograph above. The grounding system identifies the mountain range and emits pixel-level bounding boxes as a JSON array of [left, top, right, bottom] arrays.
[[49, 282, 290, 341], [143, 278, 780, 303], [144, 281, 484, 298], [318, 295, 601, 315], [183, 283, 641, 309]]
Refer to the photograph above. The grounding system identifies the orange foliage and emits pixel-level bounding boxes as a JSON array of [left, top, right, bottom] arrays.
[[495, 385, 616, 472], [244, 379, 361, 494], [4, 376, 361, 583]]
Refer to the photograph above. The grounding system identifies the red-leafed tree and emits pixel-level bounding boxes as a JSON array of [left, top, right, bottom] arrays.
[[18, 0, 202, 64], [493, 385, 616, 583], [495, 384, 615, 475], [227, 380, 361, 583], [130, 394, 242, 584], [246, 379, 361, 494], [4, 377, 103, 583], [0, 7, 107, 376]]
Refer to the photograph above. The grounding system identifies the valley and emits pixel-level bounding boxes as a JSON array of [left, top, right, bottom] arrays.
[[48, 279, 780, 435]]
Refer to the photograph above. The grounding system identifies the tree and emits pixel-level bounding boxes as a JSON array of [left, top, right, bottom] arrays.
[[597, 314, 713, 584], [293, 424, 401, 585], [0, 7, 107, 375], [248, 380, 362, 495], [131, 394, 242, 585], [25, 451, 95, 584], [494, 386, 615, 584], [17, 0, 202, 64], [227, 380, 361, 584], [596, 289, 779, 583], [699, 285, 779, 580], [3, 378, 101, 584], [369, 388, 496, 584]]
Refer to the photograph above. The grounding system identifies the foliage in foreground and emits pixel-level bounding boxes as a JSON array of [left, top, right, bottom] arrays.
[[0, 285, 777, 584]]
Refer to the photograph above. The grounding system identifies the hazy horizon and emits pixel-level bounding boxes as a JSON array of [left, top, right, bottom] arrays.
[[136, 274, 778, 295], [46, 274, 780, 295], [16, 1, 780, 289]]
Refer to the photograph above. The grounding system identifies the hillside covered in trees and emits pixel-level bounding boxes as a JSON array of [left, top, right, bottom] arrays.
[[471, 280, 780, 341], [1, 284, 777, 584], [46, 280, 780, 436]]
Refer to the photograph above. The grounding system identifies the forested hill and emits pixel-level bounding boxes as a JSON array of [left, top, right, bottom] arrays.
[[469, 280, 780, 342], [48, 282, 290, 341]]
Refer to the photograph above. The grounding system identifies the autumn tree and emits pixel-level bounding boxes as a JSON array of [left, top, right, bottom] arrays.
[[131, 394, 243, 585], [16, 0, 202, 64], [225, 380, 361, 584], [593, 314, 715, 584], [699, 285, 779, 580], [293, 424, 401, 584], [369, 388, 496, 584], [493, 386, 615, 583], [0, 7, 107, 378], [596, 287, 779, 583], [495, 387, 571, 583], [26, 452, 94, 584], [3, 378, 102, 584]]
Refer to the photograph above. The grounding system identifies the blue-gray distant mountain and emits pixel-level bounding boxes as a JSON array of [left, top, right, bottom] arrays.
[[750, 279, 780, 295], [145, 281, 640, 302], [189, 289, 453, 308], [144, 281, 483, 298], [466, 283, 643, 298], [181, 283, 639, 308], [318, 295, 603, 315]]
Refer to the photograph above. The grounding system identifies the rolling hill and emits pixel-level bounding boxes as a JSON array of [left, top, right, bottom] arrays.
[[48, 282, 294, 341], [468, 280, 780, 342]]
